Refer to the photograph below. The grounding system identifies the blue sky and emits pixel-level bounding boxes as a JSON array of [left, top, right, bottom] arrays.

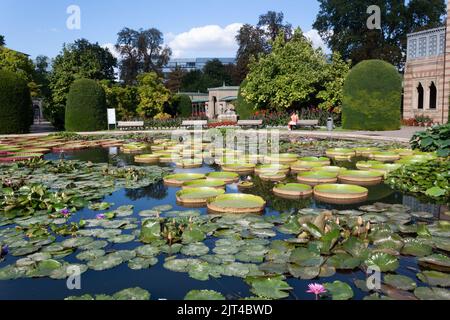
[[0, 0, 323, 60]]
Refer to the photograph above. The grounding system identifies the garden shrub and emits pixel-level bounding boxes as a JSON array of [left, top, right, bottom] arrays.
[[410, 123, 450, 157], [172, 94, 192, 118], [342, 60, 402, 131], [65, 79, 107, 132], [235, 80, 255, 120], [0, 69, 33, 134], [386, 158, 450, 204]]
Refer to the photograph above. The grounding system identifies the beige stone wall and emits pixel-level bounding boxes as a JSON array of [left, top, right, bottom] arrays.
[[206, 88, 238, 118]]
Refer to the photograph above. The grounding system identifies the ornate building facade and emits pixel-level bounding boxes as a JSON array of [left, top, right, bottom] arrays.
[[403, 10, 450, 124]]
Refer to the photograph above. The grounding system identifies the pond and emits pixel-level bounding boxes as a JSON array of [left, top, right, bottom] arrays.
[[0, 136, 449, 300]]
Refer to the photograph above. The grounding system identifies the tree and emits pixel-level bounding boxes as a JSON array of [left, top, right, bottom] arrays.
[[171, 94, 192, 118], [136, 72, 171, 118], [257, 11, 292, 42], [34, 55, 51, 99], [242, 29, 326, 111], [166, 66, 186, 93], [342, 60, 402, 131], [48, 39, 117, 129], [100, 80, 138, 120], [317, 53, 351, 112], [203, 59, 232, 87], [235, 80, 256, 120], [65, 79, 107, 132], [0, 35, 5, 46], [313, 0, 446, 69], [0, 70, 33, 134], [116, 27, 171, 84], [180, 70, 208, 92]]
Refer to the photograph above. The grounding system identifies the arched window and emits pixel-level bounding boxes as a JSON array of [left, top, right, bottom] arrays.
[[429, 81, 437, 109], [417, 83, 424, 109]]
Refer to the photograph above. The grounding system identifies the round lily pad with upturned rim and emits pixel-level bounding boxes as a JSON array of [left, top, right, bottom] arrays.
[[207, 194, 266, 214], [222, 163, 255, 174], [290, 161, 325, 173], [338, 170, 384, 185], [314, 184, 368, 204], [356, 160, 383, 170], [134, 154, 160, 164], [273, 183, 313, 199], [182, 179, 226, 189], [297, 171, 338, 185], [163, 173, 206, 186], [206, 171, 239, 183], [176, 187, 225, 206], [370, 151, 400, 162], [255, 164, 290, 174], [326, 148, 355, 158]]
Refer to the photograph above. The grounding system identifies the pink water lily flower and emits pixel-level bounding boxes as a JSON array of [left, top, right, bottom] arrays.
[[307, 283, 327, 300], [96, 214, 106, 220]]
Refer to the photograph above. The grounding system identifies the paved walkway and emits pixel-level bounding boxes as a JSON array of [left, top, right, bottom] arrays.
[[0, 126, 426, 143], [30, 121, 56, 134]]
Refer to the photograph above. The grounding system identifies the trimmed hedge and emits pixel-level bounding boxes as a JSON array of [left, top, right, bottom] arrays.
[[0, 69, 33, 134], [172, 94, 192, 118], [342, 60, 402, 131], [65, 79, 107, 132], [235, 80, 255, 120]]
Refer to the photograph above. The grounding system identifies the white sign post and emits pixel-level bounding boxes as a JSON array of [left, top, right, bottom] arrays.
[[107, 109, 116, 130]]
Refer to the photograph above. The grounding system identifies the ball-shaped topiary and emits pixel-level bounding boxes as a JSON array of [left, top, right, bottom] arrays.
[[235, 80, 255, 120], [0, 70, 33, 134], [65, 79, 107, 131], [342, 60, 402, 131], [172, 94, 192, 118]]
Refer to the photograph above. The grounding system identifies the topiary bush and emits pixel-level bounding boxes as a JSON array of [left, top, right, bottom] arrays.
[[172, 94, 192, 118], [235, 80, 255, 120], [342, 60, 402, 131], [0, 69, 33, 134], [65, 79, 107, 132]]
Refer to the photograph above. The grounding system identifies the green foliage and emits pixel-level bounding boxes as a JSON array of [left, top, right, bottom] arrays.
[[48, 39, 117, 129], [136, 72, 171, 118], [180, 60, 238, 92], [317, 52, 351, 112], [235, 80, 255, 120], [65, 79, 107, 132], [386, 159, 450, 204], [0, 35, 5, 46], [242, 29, 327, 110], [342, 60, 402, 131], [314, 0, 446, 68], [171, 94, 192, 117], [410, 124, 450, 157], [0, 70, 33, 134], [100, 80, 138, 120]]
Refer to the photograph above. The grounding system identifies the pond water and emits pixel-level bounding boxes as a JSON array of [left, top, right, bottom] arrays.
[[1, 144, 446, 301]]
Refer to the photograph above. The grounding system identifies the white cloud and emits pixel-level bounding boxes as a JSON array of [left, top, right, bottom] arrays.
[[304, 29, 328, 53], [166, 23, 243, 58]]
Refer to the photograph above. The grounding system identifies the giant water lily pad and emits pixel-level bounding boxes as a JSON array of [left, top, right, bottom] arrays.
[[112, 287, 151, 300], [245, 276, 292, 299], [177, 187, 225, 205], [182, 180, 226, 189], [417, 271, 450, 287], [324, 280, 354, 300], [206, 172, 239, 183], [384, 274, 417, 291], [207, 194, 266, 214], [164, 173, 205, 186], [184, 290, 225, 300]]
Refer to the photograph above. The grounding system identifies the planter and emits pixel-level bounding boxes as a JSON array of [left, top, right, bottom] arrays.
[[297, 171, 338, 185], [314, 184, 369, 204], [206, 172, 239, 184], [182, 179, 226, 189], [207, 194, 266, 214], [273, 183, 313, 199], [163, 173, 206, 187], [134, 154, 160, 164], [176, 187, 225, 206], [338, 170, 383, 186]]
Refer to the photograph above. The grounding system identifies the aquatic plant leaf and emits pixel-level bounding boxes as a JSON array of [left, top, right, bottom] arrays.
[[184, 290, 225, 300], [128, 257, 158, 270], [417, 271, 450, 287], [324, 280, 354, 300], [414, 287, 450, 300], [112, 287, 151, 300], [384, 274, 417, 291], [245, 276, 292, 299], [365, 252, 399, 272], [180, 242, 209, 256], [289, 248, 324, 267]]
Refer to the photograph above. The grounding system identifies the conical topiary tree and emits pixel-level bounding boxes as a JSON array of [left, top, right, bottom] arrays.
[[342, 60, 402, 131], [0, 69, 33, 134], [65, 79, 107, 131]]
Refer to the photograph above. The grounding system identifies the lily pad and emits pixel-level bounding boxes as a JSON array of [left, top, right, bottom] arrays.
[[414, 287, 450, 300], [417, 271, 450, 287], [112, 287, 151, 300], [245, 276, 292, 299], [87, 253, 123, 271], [324, 280, 354, 300], [184, 290, 225, 300], [384, 274, 417, 291], [289, 247, 324, 267], [180, 242, 209, 256], [365, 252, 399, 272]]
